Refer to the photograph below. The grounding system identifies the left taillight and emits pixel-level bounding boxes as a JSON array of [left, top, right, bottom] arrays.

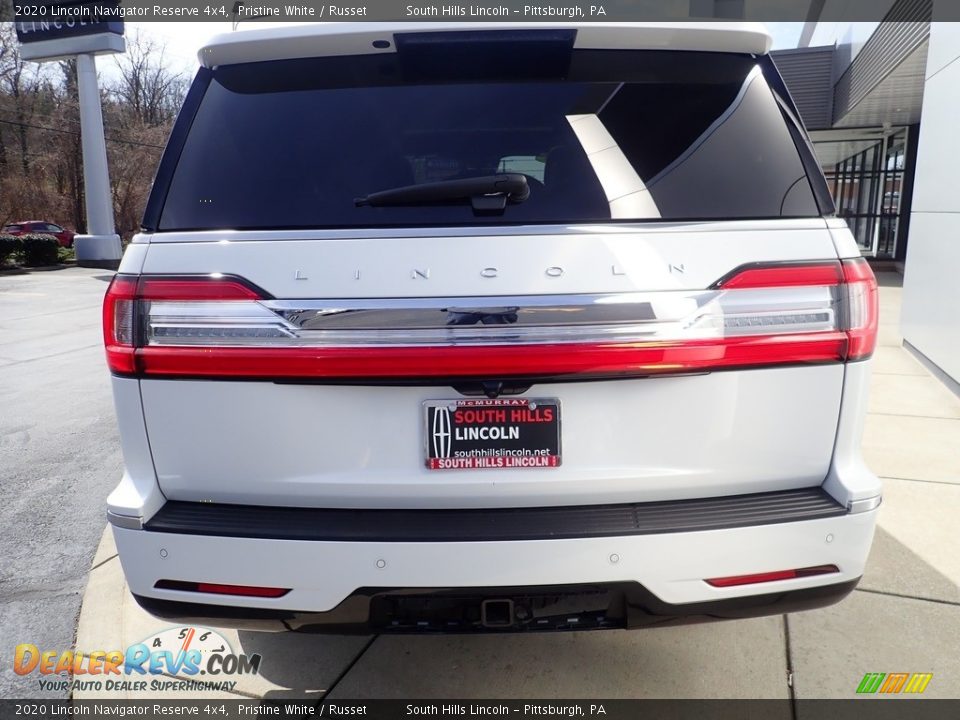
[[102, 274, 269, 375], [103, 275, 139, 374]]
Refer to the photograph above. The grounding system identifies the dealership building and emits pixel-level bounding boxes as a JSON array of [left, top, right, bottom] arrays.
[[764, 0, 960, 390]]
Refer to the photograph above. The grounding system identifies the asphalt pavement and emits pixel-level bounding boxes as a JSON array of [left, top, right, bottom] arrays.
[[0, 268, 122, 698]]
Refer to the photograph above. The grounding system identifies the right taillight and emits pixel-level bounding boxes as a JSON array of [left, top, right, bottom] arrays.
[[839, 257, 879, 361], [713, 257, 878, 362]]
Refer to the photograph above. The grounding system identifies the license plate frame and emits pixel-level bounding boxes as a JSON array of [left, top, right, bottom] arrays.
[[423, 398, 562, 471]]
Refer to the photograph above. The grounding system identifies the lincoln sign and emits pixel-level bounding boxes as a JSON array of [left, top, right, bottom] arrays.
[[15, 2, 124, 61]]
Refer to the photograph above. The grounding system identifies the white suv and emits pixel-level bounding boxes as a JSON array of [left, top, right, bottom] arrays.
[[103, 22, 880, 633]]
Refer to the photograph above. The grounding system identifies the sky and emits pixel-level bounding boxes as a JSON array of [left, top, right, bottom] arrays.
[[111, 21, 805, 77]]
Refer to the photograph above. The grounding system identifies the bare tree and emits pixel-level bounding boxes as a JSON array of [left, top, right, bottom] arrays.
[[106, 120, 168, 236], [0, 22, 50, 175], [108, 31, 188, 127], [0, 24, 185, 235], [0, 22, 61, 225], [100, 31, 187, 236]]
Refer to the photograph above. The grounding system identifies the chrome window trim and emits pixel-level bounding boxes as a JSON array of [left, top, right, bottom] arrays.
[[132, 218, 832, 244]]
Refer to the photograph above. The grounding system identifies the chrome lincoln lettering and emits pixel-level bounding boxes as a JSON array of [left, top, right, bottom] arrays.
[[303, 263, 662, 281]]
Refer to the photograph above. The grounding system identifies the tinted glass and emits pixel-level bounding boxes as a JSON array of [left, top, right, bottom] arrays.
[[157, 50, 819, 231]]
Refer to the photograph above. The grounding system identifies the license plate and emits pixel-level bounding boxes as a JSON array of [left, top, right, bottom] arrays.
[[424, 398, 561, 470]]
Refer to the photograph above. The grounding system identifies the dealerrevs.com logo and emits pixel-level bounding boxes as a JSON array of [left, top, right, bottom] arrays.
[[14, 627, 261, 694]]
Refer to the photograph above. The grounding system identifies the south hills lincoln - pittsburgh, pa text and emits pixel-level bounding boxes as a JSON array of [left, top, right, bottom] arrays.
[[405, 5, 605, 17]]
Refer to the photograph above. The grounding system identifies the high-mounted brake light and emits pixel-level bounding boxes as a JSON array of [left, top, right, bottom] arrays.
[[102, 262, 878, 380]]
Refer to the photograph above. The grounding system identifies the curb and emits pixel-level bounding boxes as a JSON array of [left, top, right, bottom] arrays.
[[76, 260, 120, 270], [0, 264, 73, 274]]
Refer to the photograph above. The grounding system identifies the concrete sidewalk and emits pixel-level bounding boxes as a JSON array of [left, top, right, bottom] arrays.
[[70, 271, 960, 701]]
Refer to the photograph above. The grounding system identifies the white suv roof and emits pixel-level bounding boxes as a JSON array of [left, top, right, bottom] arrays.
[[198, 22, 773, 68]]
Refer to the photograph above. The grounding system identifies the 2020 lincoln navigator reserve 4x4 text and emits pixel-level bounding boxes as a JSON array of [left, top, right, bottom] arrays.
[[103, 22, 880, 632]]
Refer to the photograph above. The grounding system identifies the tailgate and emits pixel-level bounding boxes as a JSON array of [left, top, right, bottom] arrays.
[[134, 226, 846, 508]]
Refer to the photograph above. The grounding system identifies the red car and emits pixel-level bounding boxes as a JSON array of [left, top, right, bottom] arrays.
[[3, 221, 76, 247]]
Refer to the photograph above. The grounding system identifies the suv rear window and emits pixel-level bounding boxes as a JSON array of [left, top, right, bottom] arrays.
[[154, 49, 820, 231]]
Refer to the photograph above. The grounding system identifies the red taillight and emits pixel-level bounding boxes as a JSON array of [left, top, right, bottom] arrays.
[[155, 580, 289, 598], [840, 258, 879, 361], [138, 277, 262, 301], [718, 258, 878, 362], [102, 274, 268, 374], [715, 261, 843, 289], [705, 564, 840, 588], [103, 275, 138, 374], [103, 262, 878, 379], [135, 335, 849, 378]]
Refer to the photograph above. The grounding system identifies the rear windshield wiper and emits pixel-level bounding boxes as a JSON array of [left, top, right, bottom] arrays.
[[354, 174, 530, 215]]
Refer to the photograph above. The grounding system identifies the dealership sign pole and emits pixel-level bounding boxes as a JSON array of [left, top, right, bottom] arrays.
[[15, 3, 125, 268]]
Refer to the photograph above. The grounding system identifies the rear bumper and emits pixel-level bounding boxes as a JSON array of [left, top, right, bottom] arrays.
[[111, 494, 878, 632], [132, 578, 861, 634], [142, 487, 849, 542]]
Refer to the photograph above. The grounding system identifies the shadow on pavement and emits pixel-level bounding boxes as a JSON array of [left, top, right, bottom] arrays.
[[240, 613, 791, 699], [236, 630, 372, 698]]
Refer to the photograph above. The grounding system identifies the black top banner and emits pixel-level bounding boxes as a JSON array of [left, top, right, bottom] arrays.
[[3, 0, 956, 22]]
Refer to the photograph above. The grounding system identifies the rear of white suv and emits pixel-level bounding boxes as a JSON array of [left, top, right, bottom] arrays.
[[104, 22, 880, 632]]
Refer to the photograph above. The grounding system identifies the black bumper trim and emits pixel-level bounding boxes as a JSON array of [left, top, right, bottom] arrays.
[[133, 578, 860, 634], [144, 487, 846, 543]]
